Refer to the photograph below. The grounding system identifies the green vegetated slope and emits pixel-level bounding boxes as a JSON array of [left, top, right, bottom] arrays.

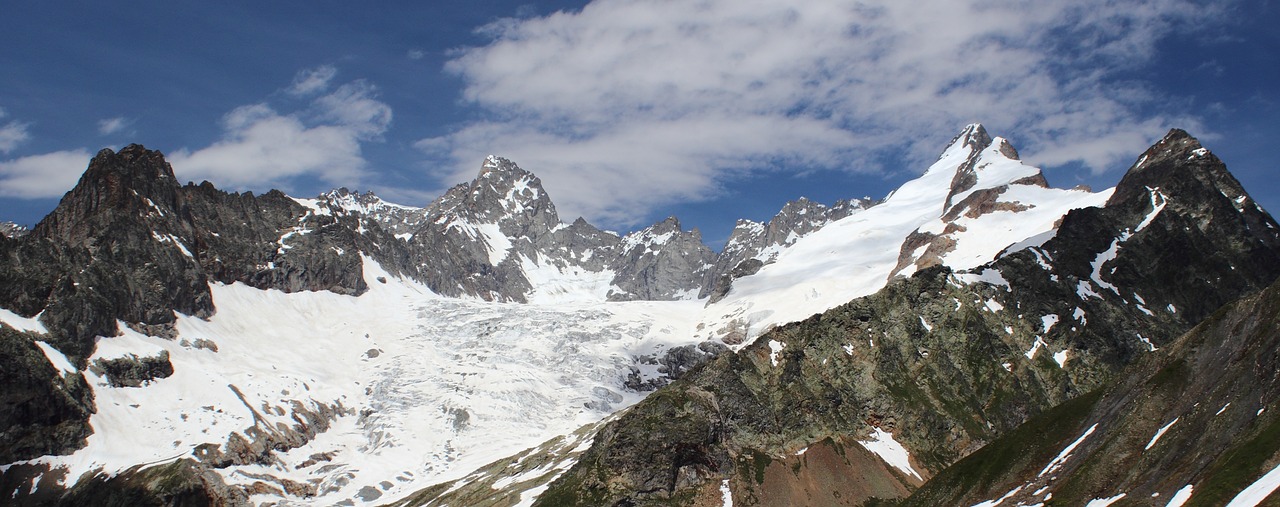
[[532, 131, 1280, 506], [908, 274, 1280, 506]]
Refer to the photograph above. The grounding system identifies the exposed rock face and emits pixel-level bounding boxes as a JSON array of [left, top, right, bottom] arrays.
[[0, 328, 93, 464], [407, 156, 560, 301], [533, 130, 1280, 506], [90, 351, 174, 388], [396, 155, 714, 302], [609, 217, 716, 301]]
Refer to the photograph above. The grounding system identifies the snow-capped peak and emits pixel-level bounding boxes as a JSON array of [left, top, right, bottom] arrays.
[[936, 123, 993, 162]]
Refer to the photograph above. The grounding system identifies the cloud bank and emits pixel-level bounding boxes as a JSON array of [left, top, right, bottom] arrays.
[[0, 67, 392, 200], [422, 0, 1221, 227], [169, 69, 392, 192], [0, 149, 94, 198]]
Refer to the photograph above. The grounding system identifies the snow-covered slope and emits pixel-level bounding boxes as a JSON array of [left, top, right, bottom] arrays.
[[693, 124, 1110, 348], [7, 257, 704, 505]]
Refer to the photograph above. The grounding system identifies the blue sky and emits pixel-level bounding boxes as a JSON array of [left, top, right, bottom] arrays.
[[2, 1, 1276, 248]]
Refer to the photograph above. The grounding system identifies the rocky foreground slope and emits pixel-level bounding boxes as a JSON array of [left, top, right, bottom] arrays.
[[1, 126, 1277, 506]]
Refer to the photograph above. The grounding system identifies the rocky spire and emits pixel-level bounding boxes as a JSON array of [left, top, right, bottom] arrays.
[[32, 145, 183, 246]]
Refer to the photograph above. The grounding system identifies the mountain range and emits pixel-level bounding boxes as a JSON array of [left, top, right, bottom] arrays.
[[1, 125, 1278, 506]]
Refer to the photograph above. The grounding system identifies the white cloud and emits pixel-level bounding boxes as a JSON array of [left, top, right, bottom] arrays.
[[423, 0, 1224, 227], [0, 121, 31, 154], [98, 116, 131, 136], [169, 76, 391, 191], [407, 49, 426, 60], [0, 149, 94, 198], [313, 81, 393, 138], [287, 65, 338, 96]]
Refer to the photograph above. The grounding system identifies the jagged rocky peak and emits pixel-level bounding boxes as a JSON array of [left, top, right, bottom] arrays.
[[1108, 128, 1256, 209], [944, 122, 994, 157], [32, 144, 183, 244], [311, 187, 427, 237], [610, 216, 716, 301], [427, 155, 561, 238], [322, 187, 388, 209], [942, 124, 1044, 209], [474, 155, 557, 218]]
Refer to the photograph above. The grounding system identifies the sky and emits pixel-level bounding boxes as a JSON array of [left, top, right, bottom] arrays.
[[1, 1, 1277, 248]]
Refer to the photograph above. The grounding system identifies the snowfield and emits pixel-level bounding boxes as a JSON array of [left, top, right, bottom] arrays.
[[11, 258, 704, 505]]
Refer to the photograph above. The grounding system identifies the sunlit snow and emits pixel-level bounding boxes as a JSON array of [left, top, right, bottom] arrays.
[[858, 427, 923, 481], [1145, 417, 1179, 450], [1225, 462, 1280, 507]]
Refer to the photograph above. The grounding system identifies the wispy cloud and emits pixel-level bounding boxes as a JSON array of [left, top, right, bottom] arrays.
[[0, 107, 31, 154], [421, 0, 1225, 227], [0, 68, 390, 199], [0, 122, 29, 154], [407, 49, 426, 60], [169, 73, 391, 191], [287, 65, 338, 96], [97, 116, 131, 136], [0, 149, 94, 198]]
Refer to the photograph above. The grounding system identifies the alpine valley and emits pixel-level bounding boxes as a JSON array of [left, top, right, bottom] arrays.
[[2, 124, 1279, 507]]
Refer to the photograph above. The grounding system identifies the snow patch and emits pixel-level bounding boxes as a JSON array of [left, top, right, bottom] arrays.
[[1134, 188, 1168, 232], [1165, 485, 1193, 507], [958, 268, 1010, 289], [474, 222, 512, 265], [1226, 461, 1280, 507], [1040, 423, 1098, 477], [0, 308, 47, 334], [858, 427, 923, 481], [34, 341, 78, 376], [1026, 337, 1047, 360], [1053, 349, 1069, 368], [768, 340, 786, 367], [1041, 314, 1059, 333], [1145, 418, 1179, 450], [720, 479, 734, 507], [971, 486, 1023, 507]]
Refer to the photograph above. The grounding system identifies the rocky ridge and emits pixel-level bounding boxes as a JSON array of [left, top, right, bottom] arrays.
[[527, 129, 1280, 506]]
